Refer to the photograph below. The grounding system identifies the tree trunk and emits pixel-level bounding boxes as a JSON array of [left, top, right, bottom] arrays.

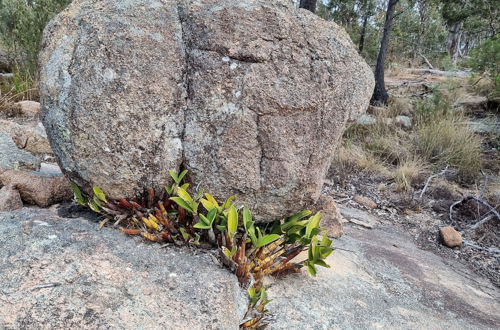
[[370, 0, 399, 106], [299, 0, 317, 13], [414, 0, 428, 59], [359, 13, 369, 53], [448, 21, 463, 64]]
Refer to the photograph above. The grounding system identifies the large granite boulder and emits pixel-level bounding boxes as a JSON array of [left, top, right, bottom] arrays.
[[40, 0, 374, 221]]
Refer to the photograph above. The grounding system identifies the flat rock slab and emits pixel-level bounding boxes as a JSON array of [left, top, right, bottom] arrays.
[[338, 205, 378, 229], [0, 209, 247, 329], [268, 224, 500, 329]]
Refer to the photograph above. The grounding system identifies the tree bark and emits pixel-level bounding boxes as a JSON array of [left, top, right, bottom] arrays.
[[299, 0, 317, 13], [359, 12, 369, 53], [448, 21, 463, 64], [370, 0, 399, 106]]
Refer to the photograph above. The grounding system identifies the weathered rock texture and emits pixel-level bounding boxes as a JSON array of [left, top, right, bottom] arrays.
[[0, 208, 247, 329], [0, 132, 40, 173], [0, 170, 72, 207], [268, 225, 500, 329], [40, 0, 374, 221], [0, 184, 23, 211]]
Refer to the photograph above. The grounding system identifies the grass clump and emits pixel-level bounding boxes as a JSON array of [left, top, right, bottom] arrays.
[[414, 116, 482, 182], [392, 158, 427, 192]]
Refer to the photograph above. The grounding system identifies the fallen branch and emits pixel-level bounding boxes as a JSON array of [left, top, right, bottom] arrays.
[[419, 54, 434, 70], [463, 240, 500, 254], [449, 195, 500, 225], [419, 166, 449, 199], [467, 214, 496, 232]]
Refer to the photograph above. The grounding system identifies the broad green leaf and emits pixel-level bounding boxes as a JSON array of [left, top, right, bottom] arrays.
[[320, 247, 334, 259], [88, 200, 101, 213], [306, 262, 317, 276], [193, 222, 211, 229], [206, 208, 217, 224], [314, 259, 330, 268], [179, 227, 190, 240], [180, 183, 190, 190], [205, 193, 220, 209], [305, 212, 321, 238], [242, 206, 253, 230], [70, 183, 87, 206], [200, 198, 215, 212], [169, 170, 179, 183], [93, 186, 107, 203], [227, 205, 238, 237], [283, 210, 312, 230], [170, 197, 194, 213], [177, 169, 188, 183], [177, 187, 194, 204], [222, 195, 236, 209], [255, 234, 281, 248], [199, 214, 210, 225], [165, 185, 175, 195]]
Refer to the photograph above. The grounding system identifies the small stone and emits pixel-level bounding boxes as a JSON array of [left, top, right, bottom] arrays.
[[395, 115, 412, 128], [356, 114, 377, 126], [0, 120, 52, 154], [353, 195, 377, 209], [0, 132, 40, 173], [15, 100, 41, 117], [439, 226, 462, 248], [0, 170, 72, 207], [314, 194, 344, 238], [0, 184, 23, 211], [338, 205, 378, 229]]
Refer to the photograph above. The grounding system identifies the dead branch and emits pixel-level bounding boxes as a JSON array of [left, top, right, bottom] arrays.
[[449, 195, 500, 225], [419, 166, 449, 199], [419, 54, 434, 70], [468, 214, 496, 232], [463, 240, 500, 254]]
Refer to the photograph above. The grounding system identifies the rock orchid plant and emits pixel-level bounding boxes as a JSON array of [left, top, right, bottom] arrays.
[[71, 170, 334, 329]]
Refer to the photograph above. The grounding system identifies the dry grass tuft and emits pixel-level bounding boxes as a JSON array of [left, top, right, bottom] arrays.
[[333, 144, 389, 177], [387, 97, 413, 116], [392, 158, 428, 191], [415, 116, 483, 182]]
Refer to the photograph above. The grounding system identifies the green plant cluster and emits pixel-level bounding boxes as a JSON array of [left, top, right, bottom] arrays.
[[71, 170, 334, 329], [469, 36, 500, 98]]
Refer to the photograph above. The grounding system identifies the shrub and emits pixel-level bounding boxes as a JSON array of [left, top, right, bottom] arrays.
[[0, 0, 71, 76], [469, 35, 500, 98]]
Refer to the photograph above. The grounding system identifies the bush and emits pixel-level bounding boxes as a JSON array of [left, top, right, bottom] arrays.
[[0, 0, 71, 76], [469, 36, 500, 98]]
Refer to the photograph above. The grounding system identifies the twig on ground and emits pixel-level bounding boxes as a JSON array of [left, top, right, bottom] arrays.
[[31, 282, 62, 290], [463, 240, 500, 254], [449, 195, 500, 225], [467, 214, 496, 232], [419, 166, 449, 199], [479, 170, 488, 198]]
